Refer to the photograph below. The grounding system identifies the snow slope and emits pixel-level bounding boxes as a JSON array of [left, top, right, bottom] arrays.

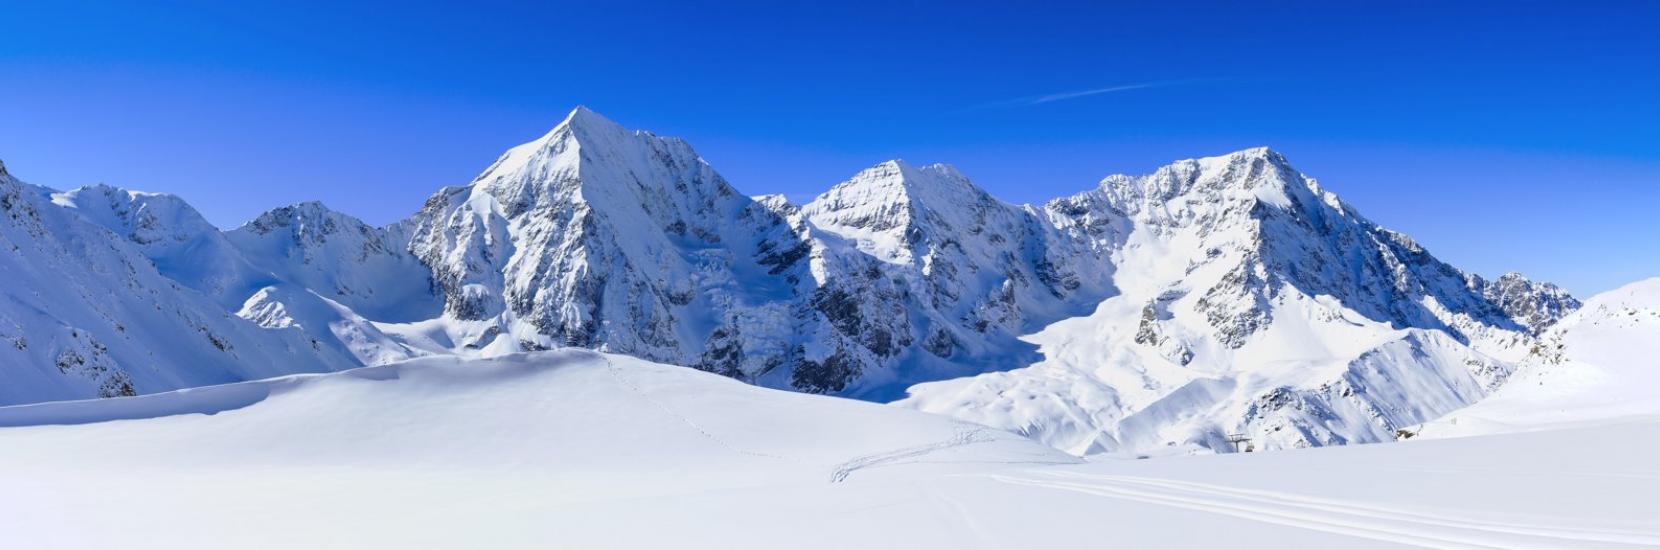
[[1, 351, 1656, 549], [1419, 278, 1660, 438]]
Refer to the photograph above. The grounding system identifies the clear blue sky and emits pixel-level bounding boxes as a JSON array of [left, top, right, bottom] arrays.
[[2, 1, 1657, 295]]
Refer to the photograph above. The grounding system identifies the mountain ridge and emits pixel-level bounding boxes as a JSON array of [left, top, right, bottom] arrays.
[[0, 107, 1590, 454]]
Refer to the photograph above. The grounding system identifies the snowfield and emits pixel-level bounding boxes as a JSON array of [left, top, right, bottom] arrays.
[[3, 350, 1658, 549]]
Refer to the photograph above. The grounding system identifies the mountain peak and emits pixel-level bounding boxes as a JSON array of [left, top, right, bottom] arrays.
[[919, 162, 968, 181], [1225, 146, 1282, 160], [467, 106, 639, 190], [234, 200, 373, 240], [1090, 146, 1307, 219], [250, 200, 339, 222], [832, 159, 984, 198], [1186, 146, 1295, 176], [556, 105, 626, 135], [801, 158, 1015, 260], [804, 159, 1002, 226]]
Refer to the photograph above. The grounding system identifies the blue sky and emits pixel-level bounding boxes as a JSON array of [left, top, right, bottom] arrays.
[[2, 1, 1657, 295]]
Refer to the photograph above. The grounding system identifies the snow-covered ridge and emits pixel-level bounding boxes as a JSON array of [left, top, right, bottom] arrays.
[[0, 107, 1590, 456]]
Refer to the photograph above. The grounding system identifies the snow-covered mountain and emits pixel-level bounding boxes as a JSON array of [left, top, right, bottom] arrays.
[[395, 112, 1579, 453], [898, 148, 1580, 454], [0, 108, 1595, 457], [789, 160, 1111, 397], [0, 162, 358, 404], [401, 108, 1108, 399], [404, 107, 793, 364]]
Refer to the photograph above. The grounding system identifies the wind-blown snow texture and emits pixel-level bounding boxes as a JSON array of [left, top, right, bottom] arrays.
[[0, 109, 1586, 455]]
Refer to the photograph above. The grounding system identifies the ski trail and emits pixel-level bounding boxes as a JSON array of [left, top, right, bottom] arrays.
[[602, 355, 787, 461], [1045, 472, 1660, 544], [829, 425, 992, 483], [989, 471, 1660, 549]]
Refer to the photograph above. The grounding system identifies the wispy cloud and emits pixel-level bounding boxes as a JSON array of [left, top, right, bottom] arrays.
[[965, 78, 1219, 111]]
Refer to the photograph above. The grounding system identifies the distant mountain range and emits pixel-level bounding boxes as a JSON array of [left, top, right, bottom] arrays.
[[0, 108, 1603, 454]]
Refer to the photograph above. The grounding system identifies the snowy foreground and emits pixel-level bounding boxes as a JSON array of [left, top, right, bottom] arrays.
[[3, 350, 1657, 549]]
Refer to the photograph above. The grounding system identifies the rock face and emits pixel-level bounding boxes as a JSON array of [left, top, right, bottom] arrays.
[[0, 108, 1586, 455], [1474, 272, 1581, 334]]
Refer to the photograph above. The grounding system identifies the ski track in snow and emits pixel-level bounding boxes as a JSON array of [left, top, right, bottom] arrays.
[[601, 355, 789, 462], [829, 425, 994, 483], [987, 471, 1660, 549]]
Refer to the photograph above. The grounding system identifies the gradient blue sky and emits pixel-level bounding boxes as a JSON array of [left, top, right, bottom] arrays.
[[2, 1, 1657, 295]]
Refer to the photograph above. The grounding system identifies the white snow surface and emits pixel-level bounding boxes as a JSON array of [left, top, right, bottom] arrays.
[[2, 350, 1657, 549], [1420, 278, 1660, 438]]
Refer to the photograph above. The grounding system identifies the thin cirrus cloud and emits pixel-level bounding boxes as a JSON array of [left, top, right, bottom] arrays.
[[964, 78, 1221, 111]]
